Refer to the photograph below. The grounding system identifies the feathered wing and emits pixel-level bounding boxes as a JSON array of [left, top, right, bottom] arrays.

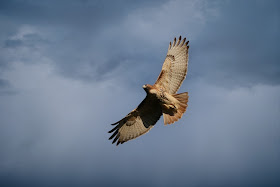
[[108, 96, 162, 145], [154, 36, 189, 94]]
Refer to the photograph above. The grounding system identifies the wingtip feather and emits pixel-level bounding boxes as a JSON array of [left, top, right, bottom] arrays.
[[177, 36, 181, 46], [181, 38, 186, 46], [111, 122, 119, 126], [173, 37, 176, 47], [169, 36, 190, 48], [109, 130, 118, 140], [112, 133, 120, 144], [108, 125, 118, 133]]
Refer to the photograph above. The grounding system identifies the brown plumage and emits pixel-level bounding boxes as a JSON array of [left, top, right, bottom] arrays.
[[109, 36, 190, 145]]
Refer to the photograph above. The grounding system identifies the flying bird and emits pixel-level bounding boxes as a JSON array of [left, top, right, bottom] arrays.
[[109, 36, 189, 145]]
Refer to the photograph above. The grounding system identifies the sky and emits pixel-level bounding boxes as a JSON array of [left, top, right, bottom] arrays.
[[0, 0, 280, 186]]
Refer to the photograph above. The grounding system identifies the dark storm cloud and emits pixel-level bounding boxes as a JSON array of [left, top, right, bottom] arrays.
[[0, 79, 16, 95], [1, 0, 279, 87], [0, 79, 9, 87], [0, 1, 280, 187], [4, 38, 23, 48], [0, 0, 169, 82], [4, 33, 47, 48], [0, 0, 168, 31], [3, 0, 279, 88], [191, 0, 280, 87]]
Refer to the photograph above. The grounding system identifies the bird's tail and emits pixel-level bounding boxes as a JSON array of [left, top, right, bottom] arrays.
[[163, 92, 189, 125]]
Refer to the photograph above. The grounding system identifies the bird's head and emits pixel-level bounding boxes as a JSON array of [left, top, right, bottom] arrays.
[[142, 84, 153, 93]]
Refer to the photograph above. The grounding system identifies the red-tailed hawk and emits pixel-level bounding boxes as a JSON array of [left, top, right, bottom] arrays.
[[109, 36, 189, 145]]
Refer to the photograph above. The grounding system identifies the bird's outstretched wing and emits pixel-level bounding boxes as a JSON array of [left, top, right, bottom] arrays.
[[108, 96, 162, 145], [154, 36, 189, 94]]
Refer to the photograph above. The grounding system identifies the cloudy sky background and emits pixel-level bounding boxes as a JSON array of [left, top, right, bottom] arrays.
[[0, 0, 280, 186]]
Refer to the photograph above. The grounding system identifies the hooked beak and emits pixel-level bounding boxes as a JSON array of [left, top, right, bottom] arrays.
[[142, 84, 147, 89]]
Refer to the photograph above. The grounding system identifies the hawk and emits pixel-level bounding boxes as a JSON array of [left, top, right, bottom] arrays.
[[109, 36, 189, 145]]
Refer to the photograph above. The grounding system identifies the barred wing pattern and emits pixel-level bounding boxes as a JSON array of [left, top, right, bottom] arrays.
[[154, 36, 189, 94], [108, 96, 162, 145]]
